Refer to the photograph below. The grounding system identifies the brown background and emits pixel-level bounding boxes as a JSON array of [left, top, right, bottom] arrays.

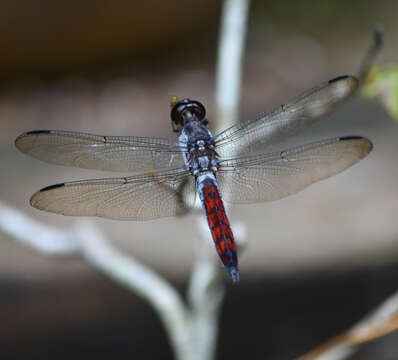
[[1, 0, 398, 359]]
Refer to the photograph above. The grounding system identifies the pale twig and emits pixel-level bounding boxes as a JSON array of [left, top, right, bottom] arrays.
[[0, 201, 247, 360], [215, 0, 251, 133], [0, 201, 229, 360], [358, 25, 383, 83], [186, 217, 248, 360], [0, 201, 189, 359], [298, 289, 398, 360], [186, 0, 251, 355], [0, 202, 78, 254], [187, 218, 226, 360], [74, 220, 189, 360]]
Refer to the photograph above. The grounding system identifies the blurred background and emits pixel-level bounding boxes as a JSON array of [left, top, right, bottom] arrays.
[[1, 0, 398, 359]]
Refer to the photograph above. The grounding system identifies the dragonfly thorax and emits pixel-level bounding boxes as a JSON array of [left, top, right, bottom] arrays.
[[179, 123, 218, 177]]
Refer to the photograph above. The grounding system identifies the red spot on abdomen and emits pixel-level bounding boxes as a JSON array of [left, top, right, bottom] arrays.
[[200, 179, 239, 280]]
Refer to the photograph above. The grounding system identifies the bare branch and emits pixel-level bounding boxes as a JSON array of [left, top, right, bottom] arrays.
[[74, 220, 188, 357], [215, 0, 251, 133], [298, 289, 398, 360], [187, 218, 226, 360], [0, 201, 188, 360], [0, 202, 78, 254], [358, 25, 384, 83]]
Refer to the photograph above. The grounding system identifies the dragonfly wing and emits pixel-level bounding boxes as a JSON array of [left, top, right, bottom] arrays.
[[217, 136, 372, 204], [30, 167, 196, 220], [214, 76, 359, 157], [15, 130, 185, 172]]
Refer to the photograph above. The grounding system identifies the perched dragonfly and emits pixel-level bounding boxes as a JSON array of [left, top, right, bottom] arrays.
[[15, 75, 372, 282]]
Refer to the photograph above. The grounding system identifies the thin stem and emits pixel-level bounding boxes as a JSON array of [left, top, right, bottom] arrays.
[[180, 0, 252, 357], [187, 224, 226, 360], [215, 0, 251, 133], [358, 25, 383, 82], [0, 202, 78, 254], [74, 221, 188, 359], [298, 289, 398, 360], [0, 201, 189, 360]]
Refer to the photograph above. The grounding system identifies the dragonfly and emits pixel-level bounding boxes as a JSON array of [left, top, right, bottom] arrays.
[[15, 75, 372, 282]]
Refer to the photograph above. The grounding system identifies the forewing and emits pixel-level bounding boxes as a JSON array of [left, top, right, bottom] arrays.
[[15, 130, 185, 172], [214, 76, 359, 157], [30, 167, 196, 220], [217, 136, 372, 204]]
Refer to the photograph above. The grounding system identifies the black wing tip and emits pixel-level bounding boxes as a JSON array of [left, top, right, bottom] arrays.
[[40, 183, 65, 192], [328, 75, 359, 85], [339, 135, 373, 153], [339, 135, 373, 142], [15, 130, 52, 147], [340, 135, 362, 141], [328, 75, 350, 83], [327, 75, 359, 94], [26, 130, 51, 135]]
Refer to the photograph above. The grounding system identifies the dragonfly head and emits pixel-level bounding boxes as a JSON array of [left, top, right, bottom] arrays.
[[170, 97, 207, 133]]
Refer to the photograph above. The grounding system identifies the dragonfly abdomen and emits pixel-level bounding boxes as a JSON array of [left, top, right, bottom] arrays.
[[197, 174, 239, 282]]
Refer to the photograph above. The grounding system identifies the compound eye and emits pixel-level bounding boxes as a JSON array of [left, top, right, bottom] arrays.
[[171, 98, 190, 129], [171, 98, 206, 130], [188, 101, 206, 120]]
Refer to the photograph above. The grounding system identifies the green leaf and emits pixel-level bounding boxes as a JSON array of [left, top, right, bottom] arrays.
[[362, 65, 398, 121]]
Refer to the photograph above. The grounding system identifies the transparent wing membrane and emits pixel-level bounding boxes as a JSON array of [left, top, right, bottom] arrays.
[[217, 136, 372, 204], [30, 167, 196, 220], [214, 76, 359, 157], [15, 130, 185, 172], [16, 75, 371, 220]]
